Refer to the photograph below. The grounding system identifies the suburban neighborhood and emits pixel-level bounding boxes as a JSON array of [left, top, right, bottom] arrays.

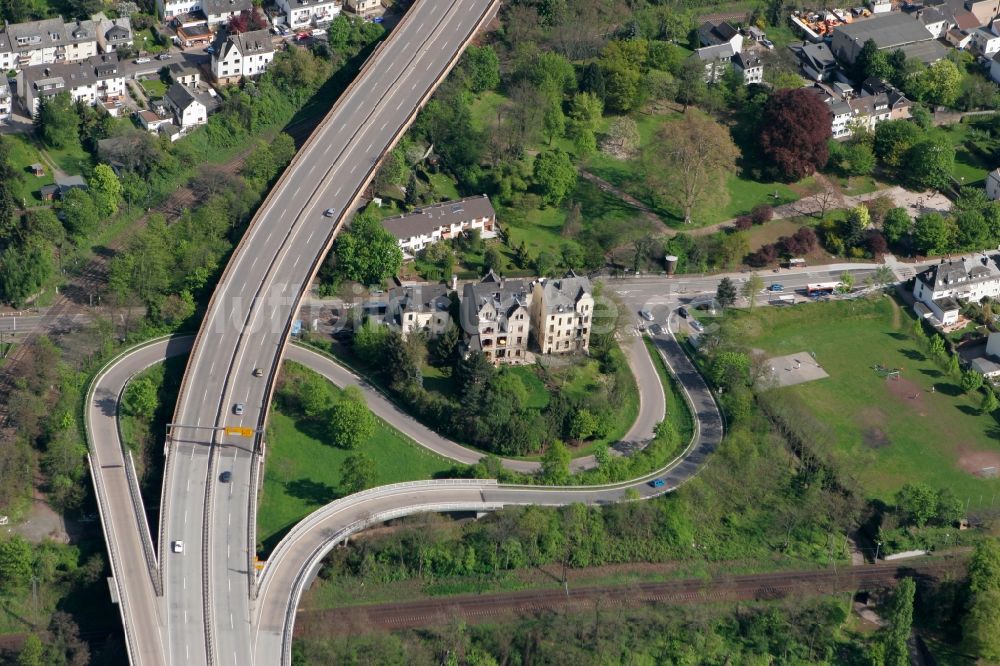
[[1, 0, 1000, 663]]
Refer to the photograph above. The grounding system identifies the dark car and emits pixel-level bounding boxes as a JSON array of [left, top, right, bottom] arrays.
[[219, 471, 232, 483], [648, 479, 666, 488], [678, 306, 689, 318]]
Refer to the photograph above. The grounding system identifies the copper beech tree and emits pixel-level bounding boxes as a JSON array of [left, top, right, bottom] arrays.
[[759, 88, 832, 182]]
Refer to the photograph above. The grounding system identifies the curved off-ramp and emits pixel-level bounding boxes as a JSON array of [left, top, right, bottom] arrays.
[[86, 314, 721, 664]]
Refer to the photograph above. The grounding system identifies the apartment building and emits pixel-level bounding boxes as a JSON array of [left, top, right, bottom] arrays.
[[530, 273, 594, 356], [276, 0, 342, 28], [211, 28, 274, 83], [384, 283, 453, 337], [96, 17, 133, 53], [460, 271, 531, 364], [19, 53, 125, 115], [381, 195, 497, 257], [913, 254, 1000, 325], [157, 0, 253, 25], [0, 17, 100, 70]]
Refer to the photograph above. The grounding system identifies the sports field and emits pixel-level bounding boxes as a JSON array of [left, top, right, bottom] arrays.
[[735, 297, 1000, 510]]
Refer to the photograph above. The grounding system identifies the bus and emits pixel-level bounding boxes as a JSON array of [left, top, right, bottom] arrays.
[[806, 282, 841, 296]]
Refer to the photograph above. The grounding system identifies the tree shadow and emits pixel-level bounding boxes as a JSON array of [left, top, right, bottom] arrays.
[[933, 383, 963, 397], [919, 368, 943, 378], [886, 332, 907, 340], [899, 348, 927, 361], [292, 415, 331, 444], [283, 478, 339, 506], [957, 405, 980, 416]]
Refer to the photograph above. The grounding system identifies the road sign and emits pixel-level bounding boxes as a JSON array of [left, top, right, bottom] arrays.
[[225, 426, 254, 437]]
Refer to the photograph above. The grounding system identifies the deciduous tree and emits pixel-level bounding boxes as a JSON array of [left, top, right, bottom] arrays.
[[328, 386, 374, 449], [532, 149, 576, 206], [334, 205, 403, 285], [645, 112, 739, 224], [340, 452, 376, 494], [759, 88, 832, 181]]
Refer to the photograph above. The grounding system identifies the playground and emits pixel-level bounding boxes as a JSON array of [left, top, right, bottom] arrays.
[[736, 297, 1000, 510]]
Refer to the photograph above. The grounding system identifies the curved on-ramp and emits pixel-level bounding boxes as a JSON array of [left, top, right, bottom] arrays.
[[86, 313, 722, 664]]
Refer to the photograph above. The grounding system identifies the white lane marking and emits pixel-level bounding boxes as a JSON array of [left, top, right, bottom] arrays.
[[230, 613, 234, 629], [350, 164, 357, 173], [396, 99, 404, 110], [184, 510, 188, 524], [335, 186, 343, 197], [380, 122, 387, 131], [308, 164, 315, 176], [293, 255, 301, 268], [366, 143, 373, 152], [250, 256, 258, 270], [293, 186, 301, 198], [183, 577, 186, 590], [307, 230, 316, 245]]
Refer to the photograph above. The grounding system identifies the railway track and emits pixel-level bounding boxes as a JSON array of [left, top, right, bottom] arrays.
[[294, 556, 968, 637]]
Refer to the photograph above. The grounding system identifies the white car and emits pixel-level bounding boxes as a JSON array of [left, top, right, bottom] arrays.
[[134, 57, 151, 64], [172, 540, 184, 553], [323, 208, 336, 218], [312, 28, 326, 36], [639, 309, 654, 322]]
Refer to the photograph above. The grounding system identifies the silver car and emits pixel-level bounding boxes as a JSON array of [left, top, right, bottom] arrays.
[[233, 403, 245, 415]]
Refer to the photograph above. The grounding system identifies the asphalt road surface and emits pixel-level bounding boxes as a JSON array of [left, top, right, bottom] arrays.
[[160, 0, 502, 664]]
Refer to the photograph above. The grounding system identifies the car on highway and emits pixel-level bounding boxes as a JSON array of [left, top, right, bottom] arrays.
[[219, 471, 232, 483], [253, 367, 264, 377], [639, 309, 654, 321], [768, 284, 784, 292], [156, 53, 173, 60], [172, 540, 184, 553], [648, 478, 666, 488], [233, 403, 245, 415], [677, 306, 689, 318], [323, 208, 336, 217], [134, 57, 151, 64]]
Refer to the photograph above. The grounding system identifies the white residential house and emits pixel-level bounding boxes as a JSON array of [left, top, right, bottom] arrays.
[[168, 61, 201, 86], [732, 51, 763, 84], [96, 17, 133, 53], [63, 20, 98, 62], [0, 84, 10, 121], [211, 29, 274, 83], [947, 28, 973, 49], [691, 43, 736, 83], [919, 7, 950, 38], [157, 0, 253, 25], [164, 82, 206, 129], [530, 273, 595, 355], [913, 254, 1000, 326], [971, 27, 1000, 56], [987, 168, 1000, 200], [384, 283, 453, 337], [381, 195, 498, 257], [344, 0, 380, 16], [989, 52, 1000, 85], [698, 20, 744, 51], [277, 0, 342, 28], [19, 53, 125, 115]]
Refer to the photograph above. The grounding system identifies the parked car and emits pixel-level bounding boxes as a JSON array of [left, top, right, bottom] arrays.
[[648, 479, 666, 488], [372, 16, 384, 23], [205, 45, 215, 54], [134, 57, 151, 64], [761, 38, 775, 49], [312, 28, 326, 36], [678, 306, 689, 318], [156, 53, 173, 60], [172, 540, 184, 553], [296, 31, 310, 40], [219, 471, 232, 483], [639, 309, 654, 321], [690, 319, 704, 332], [768, 284, 784, 292], [233, 403, 245, 415]]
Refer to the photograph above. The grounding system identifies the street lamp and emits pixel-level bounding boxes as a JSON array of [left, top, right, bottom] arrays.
[[874, 540, 882, 562]]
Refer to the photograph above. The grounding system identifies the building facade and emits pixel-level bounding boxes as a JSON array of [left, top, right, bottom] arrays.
[[19, 53, 125, 115], [460, 271, 531, 364], [381, 195, 498, 257], [164, 82, 207, 128], [530, 273, 594, 355], [277, 0, 342, 28], [913, 254, 1000, 325], [211, 29, 274, 82]]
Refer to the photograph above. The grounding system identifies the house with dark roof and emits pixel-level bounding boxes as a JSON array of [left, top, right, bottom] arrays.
[[530, 272, 594, 355], [913, 254, 1000, 325], [276, 0, 342, 28], [381, 195, 497, 257], [460, 271, 532, 364], [211, 28, 274, 83], [690, 43, 737, 83], [164, 82, 206, 129], [383, 283, 453, 337], [96, 17, 132, 53], [790, 41, 840, 81], [830, 12, 948, 64], [732, 51, 763, 84], [698, 20, 743, 50], [157, 0, 252, 25], [18, 53, 125, 115]]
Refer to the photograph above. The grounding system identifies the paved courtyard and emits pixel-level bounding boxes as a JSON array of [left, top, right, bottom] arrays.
[[763, 351, 830, 388]]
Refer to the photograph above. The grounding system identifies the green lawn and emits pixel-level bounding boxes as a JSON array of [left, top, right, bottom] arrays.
[[43, 139, 92, 176], [258, 367, 457, 553], [507, 365, 549, 409], [735, 297, 1000, 509], [141, 78, 168, 98], [2, 134, 55, 205]]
